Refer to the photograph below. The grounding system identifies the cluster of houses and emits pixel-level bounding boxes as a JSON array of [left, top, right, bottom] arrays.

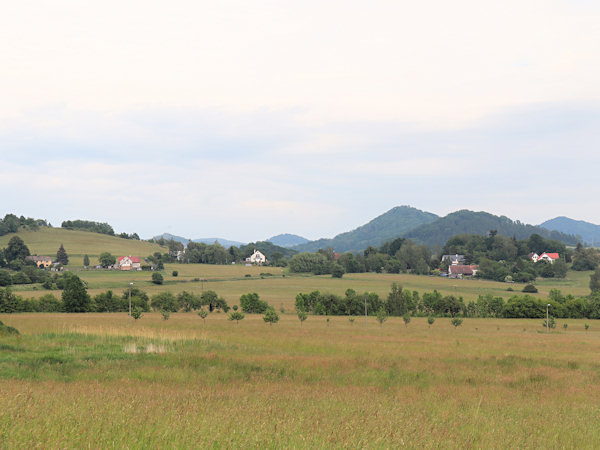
[[440, 251, 560, 279]]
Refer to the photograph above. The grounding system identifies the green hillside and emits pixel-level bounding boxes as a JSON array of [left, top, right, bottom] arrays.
[[0, 227, 165, 266], [293, 206, 439, 253], [404, 210, 580, 248]]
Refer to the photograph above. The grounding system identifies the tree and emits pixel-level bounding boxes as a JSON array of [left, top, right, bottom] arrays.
[[402, 313, 411, 327], [172, 270, 178, 277], [83, 254, 90, 267], [542, 316, 556, 329], [151, 292, 178, 312], [56, 244, 69, 265], [98, 252, 116, 268], [62, 273, 91, 312], [160, 310, 170, 320], [427, 316, 435, 328], [240, 292, 268, 313], [297, 310, 307, 326], [376, 307, 388, 326], [331, 264, 345, 278], [349, 317, 355, 325], [152, 272, 164, 285], [263, 306, 279, 325], [131, 306, 143, 320], [590, 268, 600, 294], [228, 311, 245, 324], [198, 309, 208, 325], [4, 236, 30, 262], [451, 317, 463, 328]]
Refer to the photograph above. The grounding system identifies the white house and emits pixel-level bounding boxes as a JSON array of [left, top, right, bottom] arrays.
[[538, 252, 559, 264], [245, 249, 267, 265]]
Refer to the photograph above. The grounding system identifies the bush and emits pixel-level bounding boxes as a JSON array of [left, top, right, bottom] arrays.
[[331, 264, 345, 278], [172, 270, 178, 277], [152, 272, 164, 285], [522, 284, 538, 293], [240, 292, 268, 313]]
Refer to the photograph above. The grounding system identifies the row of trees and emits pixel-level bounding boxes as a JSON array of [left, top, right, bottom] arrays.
[[0, 214, 49, 236]]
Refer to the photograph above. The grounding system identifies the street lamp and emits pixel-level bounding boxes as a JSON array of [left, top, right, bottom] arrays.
[[546, 303, 550, 333], [129, 282, 134, 321]]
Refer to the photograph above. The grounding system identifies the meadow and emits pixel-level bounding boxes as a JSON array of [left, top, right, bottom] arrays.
[[2, 312, 600, 447]]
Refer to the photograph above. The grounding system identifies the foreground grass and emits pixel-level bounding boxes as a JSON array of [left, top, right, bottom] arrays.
[[1, 313, 600, 447]]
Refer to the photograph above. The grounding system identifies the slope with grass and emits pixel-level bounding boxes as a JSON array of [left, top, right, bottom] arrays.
[[0, 227, 165, 266]]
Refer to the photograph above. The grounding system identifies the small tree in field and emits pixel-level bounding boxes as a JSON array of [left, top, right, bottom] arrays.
[[228, 311, 245, 324], [427, 316, 435, 328], [131, 306, 143, 321], [172, 270, 178, 277], [402, 313, 411, 327], [542, 316, 556, 329], [349, 317, 355, 325], [56, 244, 69, 265], [585, 323, 590, 332], [451, 317, 463, 328], [198, 309, 208, 325], [376, 307, 388, 327], [563, 323, 568, 332], [297, 310, 307, 326], [83, 254, 90, 267], [263, 306, 279, 325], [160, 310, 170, 321], [152, 272, 164, 285]]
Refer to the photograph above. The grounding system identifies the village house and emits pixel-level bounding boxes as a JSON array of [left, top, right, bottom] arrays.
[[448, 264, 479, 279], [529, 252, 559, 264], [117, 256, 142, 271], [245, 249, 267, 265], [25, 255, 53, 268]]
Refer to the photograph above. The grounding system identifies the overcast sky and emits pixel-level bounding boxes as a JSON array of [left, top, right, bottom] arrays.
[[1, 0, 599, 242]]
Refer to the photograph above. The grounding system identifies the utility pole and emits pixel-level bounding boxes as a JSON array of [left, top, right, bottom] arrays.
[[129, 282, 133, 321], [364, 295, 368, 328]]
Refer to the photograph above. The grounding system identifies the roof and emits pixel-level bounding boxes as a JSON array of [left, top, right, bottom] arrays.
[[118, 256, 142, 263], [540, 253, 559, 259], [449, 264, 479, 275], [25, 255, 53, 262]]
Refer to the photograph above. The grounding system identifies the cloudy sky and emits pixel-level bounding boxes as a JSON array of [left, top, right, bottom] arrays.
[[1, 0, 599, 242]]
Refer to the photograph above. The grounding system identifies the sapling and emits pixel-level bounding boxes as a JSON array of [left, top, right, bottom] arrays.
[[160, 310, 170, 321], [376, 308, 388, 327], [427, 316, 435, 328], [198, 309, 208, 325], [402, 313, 411, 327], [297, 311, 307, 326], [451, 317, 463, 328]]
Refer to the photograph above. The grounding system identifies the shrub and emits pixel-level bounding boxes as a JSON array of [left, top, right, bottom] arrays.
[[152, 272, 164, 285], [522, 284, 538, 293], [228, 311, 245, 324], [427, 316, 435, 327], [131, 307, 143, 320], [172, 270, 178, 277], [451, 317, 463, 328], [263, 306, 279, 325], [160, 310, 170, 320], [240, 292, 268, 313]]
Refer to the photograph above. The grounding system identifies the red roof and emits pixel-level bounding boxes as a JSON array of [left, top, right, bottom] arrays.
[[449, 264, 479, 275], [541, 253, 559, 259], [118, 256, 141, 263]]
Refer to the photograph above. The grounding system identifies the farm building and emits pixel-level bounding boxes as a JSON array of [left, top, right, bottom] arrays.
[[117, 256, 142, 271], [25, 255, 53, 268], [448, 264, 479, 278], [245, 250, 267, 265]]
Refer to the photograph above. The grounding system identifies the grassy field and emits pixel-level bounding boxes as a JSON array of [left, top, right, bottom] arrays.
[[1, 312, 600, 447], [0, 227, 164, 266], [9, 262, 595, 313]]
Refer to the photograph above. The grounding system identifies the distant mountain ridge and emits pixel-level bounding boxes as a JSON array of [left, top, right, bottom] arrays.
[[403, 210, 580, 248], [540, 216, 600, 246], [153, 233, 245, 248], [266, 233, 309, 248], [292, 206, 439, 253]]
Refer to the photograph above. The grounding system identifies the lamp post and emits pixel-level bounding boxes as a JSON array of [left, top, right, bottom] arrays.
[[546, 303, 550, 333], [129, 282, 134, 321]]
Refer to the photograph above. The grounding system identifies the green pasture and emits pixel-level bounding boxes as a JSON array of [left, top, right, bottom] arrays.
[[1, 313, 600, 447]]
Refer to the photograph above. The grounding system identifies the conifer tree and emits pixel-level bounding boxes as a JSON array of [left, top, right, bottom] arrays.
[[56, 244, 69, 265]]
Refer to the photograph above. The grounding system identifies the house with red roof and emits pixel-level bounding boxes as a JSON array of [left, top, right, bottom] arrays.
[[118, 256, 142, 271], [538, 252, 559, 264], [448, 264, 479, 278]]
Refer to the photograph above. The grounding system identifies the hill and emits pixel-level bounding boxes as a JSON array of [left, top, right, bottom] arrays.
[[403, 210, 580, 248], [292, 206, 439, 253], [153, 233, 245, 248], [0, 227, 165, 266], [266, 234, 309, 248], [539, 216, 599, 246]]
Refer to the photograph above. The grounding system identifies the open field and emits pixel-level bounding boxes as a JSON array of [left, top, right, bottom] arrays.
[[9, 263, 595, 312], [0, 228, 164, 266], [1, 312, 600, 447]]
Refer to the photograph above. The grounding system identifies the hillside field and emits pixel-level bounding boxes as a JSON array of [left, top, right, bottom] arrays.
[[0, 227, 165, 266], [8, 262, 595, 312], [1, 312, 600, 447]]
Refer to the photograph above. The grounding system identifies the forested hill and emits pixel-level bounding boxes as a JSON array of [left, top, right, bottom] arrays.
[[403, 210, 580, 248], [540, 216, 600, 246], [266, 234, 309, 248], [292, 206, 439, 253]]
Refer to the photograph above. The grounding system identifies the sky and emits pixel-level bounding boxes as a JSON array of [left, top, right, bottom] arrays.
[[1, 0, 599, 242]]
